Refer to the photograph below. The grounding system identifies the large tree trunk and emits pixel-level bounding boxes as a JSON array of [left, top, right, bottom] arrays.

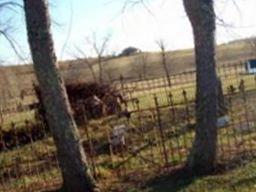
[[183, 0, 218, 174], [23, 1, 99, 191]]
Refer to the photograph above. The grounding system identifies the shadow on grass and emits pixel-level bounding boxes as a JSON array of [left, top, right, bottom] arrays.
[[143, 156, 256, 192], [143, 167, 198, 192]]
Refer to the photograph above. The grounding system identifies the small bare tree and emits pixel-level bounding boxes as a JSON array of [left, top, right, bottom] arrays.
[[74, 46, 97, 82], [87, 33, 111, 83], [156, 39, 171, 87]]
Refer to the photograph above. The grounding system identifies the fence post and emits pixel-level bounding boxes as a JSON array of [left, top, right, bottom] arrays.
[[239, 79, 249, 122], [228, 91, 239, 151], [135, 99, 143, 134], [239, 79, 251, 150], [11, 122, 22, 182], [168, 93, 176, 123], [81, 105, 97, 179], [105, 126, 114, 169], [233, 64, 237, 86], [154, 95, 168, 166], [182, 90, 190, 125]]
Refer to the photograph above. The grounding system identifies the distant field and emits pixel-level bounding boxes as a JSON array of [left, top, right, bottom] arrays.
[[0, 37, 256, 102]]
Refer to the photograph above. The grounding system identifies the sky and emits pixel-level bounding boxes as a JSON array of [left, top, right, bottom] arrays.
[[1, 0, 256, 65]]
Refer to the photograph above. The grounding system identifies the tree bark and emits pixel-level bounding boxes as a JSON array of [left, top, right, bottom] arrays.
[[23, 0, 99, 191], [183, 0, 218, 174]]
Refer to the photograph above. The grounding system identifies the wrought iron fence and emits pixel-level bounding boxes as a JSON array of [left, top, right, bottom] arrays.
[[0, 62, 256, 191]]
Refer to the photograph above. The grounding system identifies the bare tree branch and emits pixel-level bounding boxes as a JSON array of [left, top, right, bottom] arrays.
[[156, 39, 166, 52], [0, 1, 22, 10], [59, 0, 73, 60], [0, 0, 25, 61], [0, 29, 24, 60], [156, 39, 171, 87], [87, 32, 111, 57], [122, 0, 153, 16], [73, 45, 97, 82], [86, 32, 111, 83]]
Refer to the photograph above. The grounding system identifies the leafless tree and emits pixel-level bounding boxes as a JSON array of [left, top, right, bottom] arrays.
[[23, 0, 99, 191], [87, 33, 111, 83], [156, 39, 171, 86], [74, 46, 97, 82]]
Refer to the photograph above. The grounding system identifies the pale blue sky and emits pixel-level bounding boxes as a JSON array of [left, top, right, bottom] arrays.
[[1, 0, 256, 65]]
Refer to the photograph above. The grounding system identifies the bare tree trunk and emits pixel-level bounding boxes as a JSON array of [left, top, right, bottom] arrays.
[[98, 56, 103, 83], [89, 33, 110, 83], [23, 0, 99, 191], [89, 62, 97, 82], [183, 0, 218, 174], [80, 59, 97, 82], [161, 50, 171, 87], [156, 40, 171, 87]]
